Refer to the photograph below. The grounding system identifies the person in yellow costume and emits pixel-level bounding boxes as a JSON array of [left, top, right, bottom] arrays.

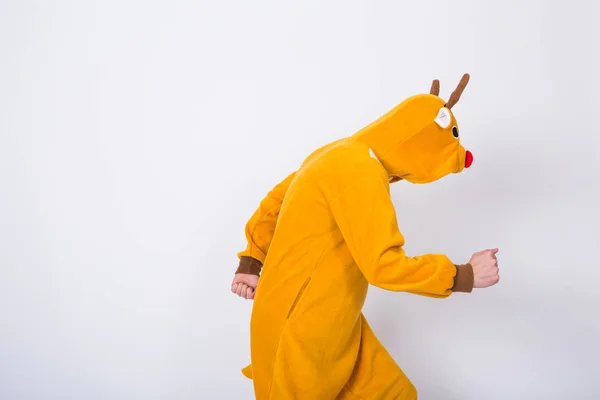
[[231, 74, 500, 399]]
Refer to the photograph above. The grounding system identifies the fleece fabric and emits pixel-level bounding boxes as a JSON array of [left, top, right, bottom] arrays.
[[236, 77, 474, 399]]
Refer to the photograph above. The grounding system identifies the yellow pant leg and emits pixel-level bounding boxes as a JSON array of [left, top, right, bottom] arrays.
[[338, 314, 417, 400]]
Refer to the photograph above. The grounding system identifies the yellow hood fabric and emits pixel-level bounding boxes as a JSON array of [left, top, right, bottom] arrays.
[[236, 75, 474, 399], [353, 93, 469, 184]]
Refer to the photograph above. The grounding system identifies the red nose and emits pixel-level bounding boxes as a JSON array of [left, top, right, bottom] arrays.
[[465, 150, 473, 168]]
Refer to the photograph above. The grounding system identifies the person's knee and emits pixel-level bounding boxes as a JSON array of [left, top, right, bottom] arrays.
[[401, 379, 417, 400], [343, 371, 417, 399], [386, 373, 417, 400]]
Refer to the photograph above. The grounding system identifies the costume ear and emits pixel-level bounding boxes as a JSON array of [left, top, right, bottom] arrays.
[[434, 107, 452, 128]]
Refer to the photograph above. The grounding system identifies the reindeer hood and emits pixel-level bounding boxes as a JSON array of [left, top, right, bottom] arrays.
[[353, 74, 473, 184]]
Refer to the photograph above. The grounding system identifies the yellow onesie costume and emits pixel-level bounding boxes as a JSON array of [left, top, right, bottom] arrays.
[[235, 74, 475, 399]]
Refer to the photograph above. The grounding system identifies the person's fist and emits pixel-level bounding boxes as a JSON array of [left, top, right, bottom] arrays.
[[469, 248, 500, 288], [231, 273, 259, 300]]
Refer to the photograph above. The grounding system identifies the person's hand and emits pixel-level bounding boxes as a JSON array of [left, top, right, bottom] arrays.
[[231, 273, 259, 300], [469, 248, 500, 288]]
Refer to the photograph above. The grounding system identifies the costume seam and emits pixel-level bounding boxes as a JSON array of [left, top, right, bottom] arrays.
[[245, 172, 296, 260], [342, 385, 367, 400], [247, 203, 280, 260]]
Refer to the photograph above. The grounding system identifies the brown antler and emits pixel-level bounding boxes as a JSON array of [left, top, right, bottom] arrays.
[[446, 73, 470, 109], [430, 79, 440, 96]]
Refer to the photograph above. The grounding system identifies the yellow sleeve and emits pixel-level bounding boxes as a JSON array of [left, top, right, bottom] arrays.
[[329, 169, 472, 297], [236, 172, 296, 273]]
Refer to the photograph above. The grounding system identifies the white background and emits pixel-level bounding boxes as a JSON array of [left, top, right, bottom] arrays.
[[1, 1, 599, 399]]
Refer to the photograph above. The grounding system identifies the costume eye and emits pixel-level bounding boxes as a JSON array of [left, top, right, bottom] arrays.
[[452, 126, 459, 139]]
